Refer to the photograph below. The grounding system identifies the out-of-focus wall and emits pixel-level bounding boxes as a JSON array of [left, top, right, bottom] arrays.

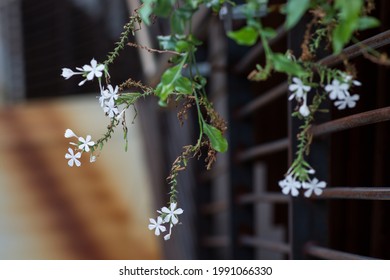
[[0, 96, 161, 259]]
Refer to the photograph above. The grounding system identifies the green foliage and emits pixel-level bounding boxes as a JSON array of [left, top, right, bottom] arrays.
[[272, 53, 307, 77], [285, 0, 310, 29], [155, 63, 186, 101], [202, 123, 228, 153], [227, 26, 259, 46], [139, 0, 155, 25], [332, 0, 363, 54], [357, 16, 380, 30]]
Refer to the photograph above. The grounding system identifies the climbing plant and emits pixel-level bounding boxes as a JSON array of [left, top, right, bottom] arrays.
[[61, 0, 386, 240]]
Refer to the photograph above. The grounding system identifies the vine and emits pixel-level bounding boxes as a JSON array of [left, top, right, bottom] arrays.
[[61, 0, 388, 240]]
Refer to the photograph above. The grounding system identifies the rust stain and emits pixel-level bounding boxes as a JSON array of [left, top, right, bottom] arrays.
[[0, 101, 160, 259]]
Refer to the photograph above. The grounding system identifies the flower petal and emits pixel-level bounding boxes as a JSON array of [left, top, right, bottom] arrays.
[[65, 129, 77, 138], [161, 207, 170, 214]]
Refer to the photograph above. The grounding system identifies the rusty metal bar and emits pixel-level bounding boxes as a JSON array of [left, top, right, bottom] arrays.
[[237, 138, 288, 163], [314, 187, 390, 200], [237, 82, 288, 119], [202, 236, 229, 247], [240, 236, 291, 254], [311, 106, 390, 137], [305, 244, 378, 260], [235, 25, 287, 73], [200, 200, 228, 215], [239, 192, 290, 204], [320, 29, 390, 67]]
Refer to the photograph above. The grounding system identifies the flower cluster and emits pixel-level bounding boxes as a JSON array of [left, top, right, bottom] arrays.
[[325, 74, 361, 110], [62, 58, 124, 121], [62, 58, 183, 241], [288, 73, 361, 118], [279, 173, 326, 197], [64, 129, 96, 167], [61, 58, 130, 168], [148, 202, 183, 240], [282, 72, 362, 197]]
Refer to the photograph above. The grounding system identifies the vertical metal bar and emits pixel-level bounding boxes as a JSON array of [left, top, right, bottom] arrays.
[[288, 17, 329, 259]]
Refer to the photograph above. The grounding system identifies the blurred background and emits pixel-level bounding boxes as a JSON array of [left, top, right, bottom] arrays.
[[1, 0, 390, 260]]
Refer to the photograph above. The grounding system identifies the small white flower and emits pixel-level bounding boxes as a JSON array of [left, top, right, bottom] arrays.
[[65, 148, 82, 167], [103, 100, 119, 118], [116, 108, 126, 121], [78, 135, 95, 152], [288, 77, 311, 101], [334, 94, 360, 110], [161, 202, 184, 225], [341, 73, 362, 86], [83, 58, 105, 81], [163, 223, 173, 241], [90, 155, 97, 163], [279, 174, 301, 196], [64, 129, 78, 138], [325, 79, 349, 100], [148, 217, 166, 236], [78, 79, 88, 86], [105, 84, 119, 102], [298, 94, 310, 117], [98, 88, 109, 107], [299, 104, 310, 117], [302, 177, 326, 197], [61, 68, 81, 80]]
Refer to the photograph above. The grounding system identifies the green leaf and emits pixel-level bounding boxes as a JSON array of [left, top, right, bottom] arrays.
[[155, 56, 187, 102], [154, 0, 175, 17], [139, 0, 156, 25], [171, 13, 185, 34], [285, 0, 310, 29], [174, 77, 193, 94], [335, 0, 362, 20], [158, 35, 177, 51], [272, 53, 307, 77], [175, 40, 191, 52], [227, 26, 259, 46], [332, 0, 363, 54], [357, 16, 380, 30], [261, 27, 277, 39], [203, 123, 228, 153]]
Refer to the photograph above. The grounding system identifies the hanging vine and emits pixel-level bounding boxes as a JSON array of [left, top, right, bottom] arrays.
[[61, 0, 387, 240]]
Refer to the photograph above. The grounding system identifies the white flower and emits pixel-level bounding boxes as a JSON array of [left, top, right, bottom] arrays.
[[105, 84, 119, 102], [325, 79, 349, 100], [64, 129, 78, 138], [65, 148, 82, 167], [83, 58, 105, 81], [279, 174, 301, 196], [299, 104, 310, 117], [78, 79, 88, 86], [78, 135, 95, 152], [148, 217, 166, 236], [161, 202, 184, 225], [288, 77, 311, 101], [164, 223, 173, 241], [61, 68, 81, 80], [341, 73, 362, 86], [298, 94, 310, 117], [103, 100, 119, 118], [302, 177, 326, 197], [90, 155, 97, 163], [116, 108, 126, 121], [98, 88, 109, 108], [334, 94, 360, 110]]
